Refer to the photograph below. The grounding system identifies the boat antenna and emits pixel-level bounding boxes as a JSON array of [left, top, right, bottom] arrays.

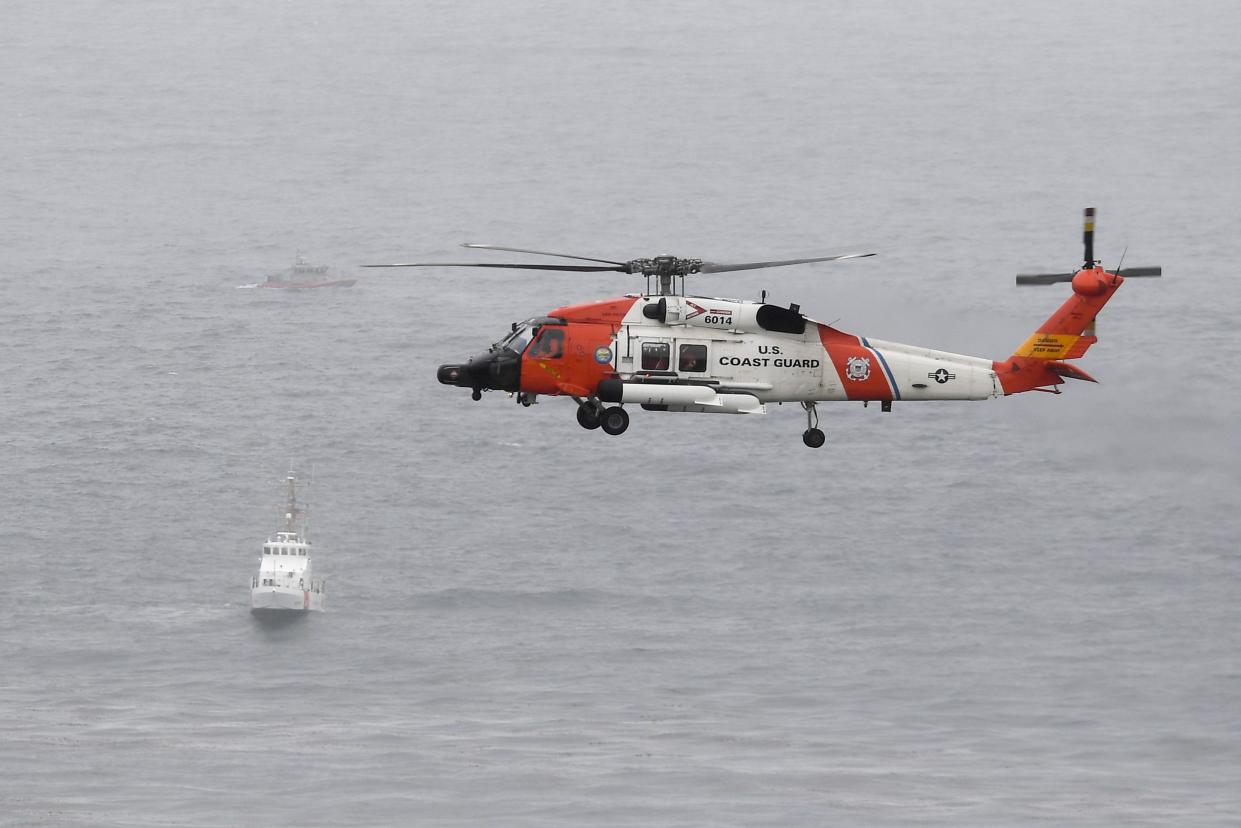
[[305, 464, 315, 540]]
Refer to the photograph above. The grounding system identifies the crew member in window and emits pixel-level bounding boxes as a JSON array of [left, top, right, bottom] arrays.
[[680, 345, 705, 372], [531, 329, 564, 358]]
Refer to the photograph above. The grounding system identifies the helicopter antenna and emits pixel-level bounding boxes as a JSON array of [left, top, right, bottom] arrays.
[[1113, 245, 1128, 275]]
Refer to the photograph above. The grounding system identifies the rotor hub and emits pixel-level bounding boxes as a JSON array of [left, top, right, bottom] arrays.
[[626, 256, 704, 277]]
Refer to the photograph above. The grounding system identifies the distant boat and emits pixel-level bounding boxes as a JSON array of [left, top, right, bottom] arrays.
[[238, 254, 357, 290], [250, 471, 326, 617]]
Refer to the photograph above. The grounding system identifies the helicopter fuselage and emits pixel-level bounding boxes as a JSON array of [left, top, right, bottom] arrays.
[[440, 292, 1003, 413]]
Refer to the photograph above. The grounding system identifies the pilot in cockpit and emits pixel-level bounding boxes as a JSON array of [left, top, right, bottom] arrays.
[[530, 328, 564, 359]]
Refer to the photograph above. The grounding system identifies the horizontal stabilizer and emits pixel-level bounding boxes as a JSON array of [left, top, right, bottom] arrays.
[[1047, 361, 1098, 383]]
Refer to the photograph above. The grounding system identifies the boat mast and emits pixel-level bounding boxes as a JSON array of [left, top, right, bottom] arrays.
[[282, 472, 301, 535]]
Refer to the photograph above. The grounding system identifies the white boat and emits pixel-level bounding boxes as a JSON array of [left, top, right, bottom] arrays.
[[250, 471, 326, 617], [237, 253, 357, 290]]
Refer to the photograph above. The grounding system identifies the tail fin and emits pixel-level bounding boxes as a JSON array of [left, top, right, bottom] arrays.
[[993, 267, 1124, 394]]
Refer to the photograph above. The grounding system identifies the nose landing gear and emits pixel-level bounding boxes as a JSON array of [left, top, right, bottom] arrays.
[[575, 398, 629, 436], [600, 405, 629, 436], [576, 401, 601, 430], [801, 401, 825, 448]]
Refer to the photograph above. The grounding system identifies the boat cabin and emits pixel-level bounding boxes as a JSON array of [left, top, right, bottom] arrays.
[[251, 532, 324, 594]]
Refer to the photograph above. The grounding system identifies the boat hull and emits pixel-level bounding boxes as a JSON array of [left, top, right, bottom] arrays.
[[250, 587, 325, 614], [259, 279, 356, 289]]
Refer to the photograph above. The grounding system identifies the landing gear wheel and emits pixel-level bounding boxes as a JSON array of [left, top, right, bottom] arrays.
[[800, 401, 823, 447], [576, 403, 601, 430], [600, 406, 630, 436], [471, 388, 482, 401]]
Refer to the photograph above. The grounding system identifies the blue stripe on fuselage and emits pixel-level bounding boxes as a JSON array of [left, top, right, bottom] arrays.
[[861, 337, 901, 400]]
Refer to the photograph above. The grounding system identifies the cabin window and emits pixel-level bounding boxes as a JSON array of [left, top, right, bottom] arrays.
[[679, 344, 707, 372], [528, 327, 564, 359], [263, 549, 270, 555], [300, 550, 306, 556], [281, 549, 287, 555], [641, 342, 670, 371]]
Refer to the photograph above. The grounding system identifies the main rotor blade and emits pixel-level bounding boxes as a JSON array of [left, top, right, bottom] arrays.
[[363, 261, 626, 272], [462, 244, 628, 266], [699, 252, 876, 274]]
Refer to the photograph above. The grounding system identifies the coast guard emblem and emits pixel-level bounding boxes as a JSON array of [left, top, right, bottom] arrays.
[[846, 356, 871, 381], [594, 346, 613, 365]]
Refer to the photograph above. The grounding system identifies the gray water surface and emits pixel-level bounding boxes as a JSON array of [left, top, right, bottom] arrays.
[[2, 1, 1239, 825]]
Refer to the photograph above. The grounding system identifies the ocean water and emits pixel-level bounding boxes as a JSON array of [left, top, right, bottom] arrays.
[[2, 1, 1239, 825]]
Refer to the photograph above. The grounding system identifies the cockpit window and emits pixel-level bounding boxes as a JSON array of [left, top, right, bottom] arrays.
[[496, 317, 566, 354], [496, 320, 534, 354], [529, 327, 565, 359]]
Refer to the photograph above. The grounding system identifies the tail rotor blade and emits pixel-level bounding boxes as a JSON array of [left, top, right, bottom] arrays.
[[1016, 272, 1074, 285], [1017, 265, 1162, 285], [1117, 266, 1162, 278], [1083, 207, 1096, 269]]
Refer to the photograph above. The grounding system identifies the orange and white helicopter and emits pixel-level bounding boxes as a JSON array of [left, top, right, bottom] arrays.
[[371, 209, 1158, 447]]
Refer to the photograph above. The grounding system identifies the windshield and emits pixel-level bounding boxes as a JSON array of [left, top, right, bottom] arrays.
[[494, 319, 536, 354]]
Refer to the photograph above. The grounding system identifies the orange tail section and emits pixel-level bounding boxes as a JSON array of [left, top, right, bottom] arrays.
[[993, 267, 1124, 394]]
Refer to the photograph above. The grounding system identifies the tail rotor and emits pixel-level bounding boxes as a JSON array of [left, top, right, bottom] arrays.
[[1015, 208, 1162, 285]]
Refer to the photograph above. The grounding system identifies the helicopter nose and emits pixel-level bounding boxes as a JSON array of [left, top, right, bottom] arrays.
[[437, 350, 521, 394], [437, 363, 471, 387]]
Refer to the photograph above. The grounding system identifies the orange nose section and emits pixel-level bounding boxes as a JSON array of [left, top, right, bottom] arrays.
[[519, 322, 618, 397]]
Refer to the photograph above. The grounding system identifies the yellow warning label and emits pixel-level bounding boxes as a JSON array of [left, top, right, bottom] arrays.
[[1014, 333, 1079, 359]]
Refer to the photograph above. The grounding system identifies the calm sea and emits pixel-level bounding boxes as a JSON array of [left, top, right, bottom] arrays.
[[2, 1, 1239, 825]]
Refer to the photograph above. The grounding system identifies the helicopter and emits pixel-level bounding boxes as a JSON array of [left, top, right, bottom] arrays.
[[369, 209, 1159, 447]]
